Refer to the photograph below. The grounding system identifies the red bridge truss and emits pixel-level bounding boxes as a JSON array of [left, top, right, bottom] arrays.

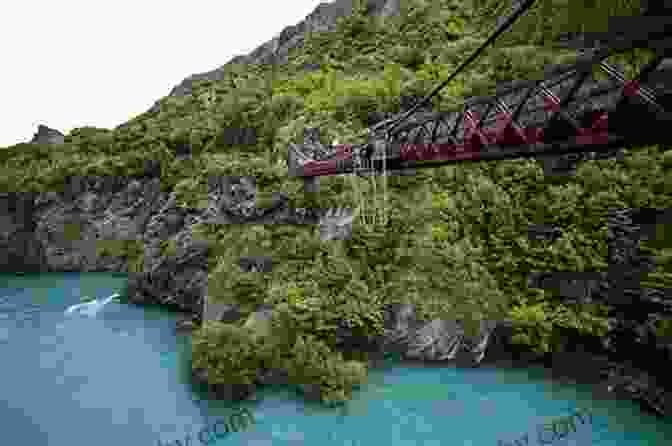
[[288, 10, 672, 182]]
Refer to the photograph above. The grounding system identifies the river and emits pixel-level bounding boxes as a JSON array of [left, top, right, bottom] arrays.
[[1, 272, 670, 446]]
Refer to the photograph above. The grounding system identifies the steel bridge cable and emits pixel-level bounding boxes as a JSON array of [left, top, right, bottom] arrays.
[[374, 0, 539, 139]]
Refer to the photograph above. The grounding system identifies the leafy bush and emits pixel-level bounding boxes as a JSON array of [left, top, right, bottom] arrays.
[[62, 222, 83, 242], [191, 322, 268, 385], [192, 319, 368, 404], [160, 239, 179, 258], [268, 93, 305, 122], [67, 127, 115, 154], [654, 317, 672, 339], [661, 149, 672, 170], [508, 301, 611, 353], [0, 142, 54, 165], [284, 334, 368, 404], [173, 177, 208, 209], [267, 274, 386, 349], [390, 45, 426, 70], [95, 239, 145, 273]]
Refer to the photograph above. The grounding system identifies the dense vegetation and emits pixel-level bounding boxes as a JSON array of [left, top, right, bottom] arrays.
[[4, 0, 670, 404]]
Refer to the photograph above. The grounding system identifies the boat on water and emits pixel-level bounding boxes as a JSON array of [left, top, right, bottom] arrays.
[[65, 293, 120, 316]]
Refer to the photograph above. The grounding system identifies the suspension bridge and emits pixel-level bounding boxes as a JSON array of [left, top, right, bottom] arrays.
[[287, 1, 672, 188]]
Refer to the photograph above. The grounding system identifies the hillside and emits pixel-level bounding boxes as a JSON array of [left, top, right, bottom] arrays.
[[2, 0, 671, 410]]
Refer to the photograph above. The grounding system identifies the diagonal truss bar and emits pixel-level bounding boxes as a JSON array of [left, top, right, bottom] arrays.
[[600, 59, 665, 111]]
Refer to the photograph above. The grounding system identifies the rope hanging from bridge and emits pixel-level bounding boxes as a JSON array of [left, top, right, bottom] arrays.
[[354, 0, 538, 228]]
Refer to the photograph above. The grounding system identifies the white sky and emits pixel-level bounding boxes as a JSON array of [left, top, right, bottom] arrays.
[[1, 0, 323, 147]]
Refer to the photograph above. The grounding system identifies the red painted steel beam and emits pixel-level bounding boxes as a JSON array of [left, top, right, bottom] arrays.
[[298, 112, 617, 177]]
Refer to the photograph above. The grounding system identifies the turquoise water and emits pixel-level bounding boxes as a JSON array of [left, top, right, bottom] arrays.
[[1, 273, 671, 446]]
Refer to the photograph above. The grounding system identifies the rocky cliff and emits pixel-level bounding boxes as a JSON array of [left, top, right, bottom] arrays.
[[30, 125, 65, 145], [0, 192, 47, 272]]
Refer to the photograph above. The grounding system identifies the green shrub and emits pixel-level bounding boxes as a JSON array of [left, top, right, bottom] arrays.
[[390, 45, 426, 70], [191, 322, 267, 385], [209, 266, 270, 313], [284, 334, 368, 404], [335, 93, 380, 123], [661, 149, 672, 170], [191, 320, 368, 405], [160, 239, 178, 258], [95, 239, 145, 273], [508, 301, 611, 353], [62, 222, 83, 242], [268, 93, 305, 122], [349, 53, 381, 72], [266, 267, 384, 344], [654, 317, 672, 339], [0, 143, 54, 164]]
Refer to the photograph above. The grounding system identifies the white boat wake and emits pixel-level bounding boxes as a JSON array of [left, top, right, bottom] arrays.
[[65, 293, 120, 317]]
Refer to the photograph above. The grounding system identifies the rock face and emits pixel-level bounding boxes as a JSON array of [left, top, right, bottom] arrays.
[[0, 192, 47, 272], [147, 0, 402, 113], [524, 207, 672, 418], [0, 172, 352, 303], [30, 125, 64, 145], [380, 303, 505, 364]]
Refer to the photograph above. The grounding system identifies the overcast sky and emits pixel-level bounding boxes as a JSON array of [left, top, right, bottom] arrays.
[[1, 0, 323, 147]]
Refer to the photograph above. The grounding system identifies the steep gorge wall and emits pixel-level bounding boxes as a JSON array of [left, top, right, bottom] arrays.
[[0, 192, 46, 272], [0, 172, 345, 307], [3, 174, 670, 415]]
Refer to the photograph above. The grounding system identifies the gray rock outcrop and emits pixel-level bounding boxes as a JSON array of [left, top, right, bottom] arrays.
[[30, 125, 64, 145], [0, 192, 47, 272], [0, 172, 353, 303]]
